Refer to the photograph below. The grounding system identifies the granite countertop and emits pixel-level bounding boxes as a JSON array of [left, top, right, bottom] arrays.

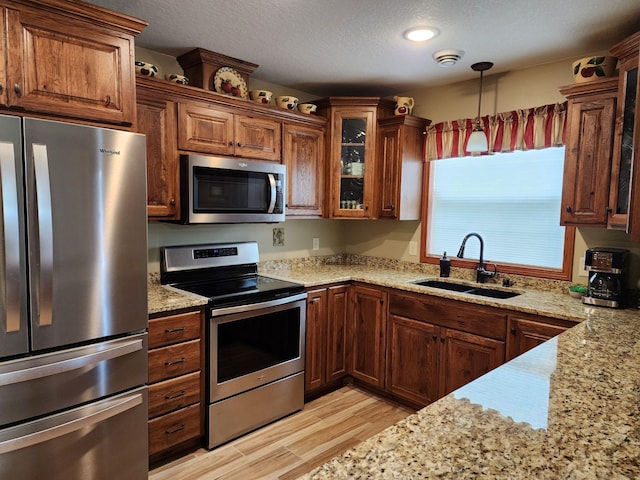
[[148, 264, 640, 478]]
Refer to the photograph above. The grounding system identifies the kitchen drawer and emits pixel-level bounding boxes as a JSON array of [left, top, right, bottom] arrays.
[[148, 340, 200, 383], [389, 293, 507, 340], [148, 403, 201, 456], [149, 311, 201, 348], [148, 371, 201, 419]]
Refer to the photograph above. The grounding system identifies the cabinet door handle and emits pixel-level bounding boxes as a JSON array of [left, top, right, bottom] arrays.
[[170, 198, 176, 206], [432, 335, 438, 341], [440, 337, 445, 343], [386, 204, 395, 210], [379, 298, 384, 304], [237, 142, 242, 148], [229, 141, 234, 146], [364, 204, 369, 211], [13, 84, 21, 96], [165, 390, 186, 400], [165, 423, 186, 435], [565, 206, 572, 213], [165, 357, 185, 366], [0, 83, 3, 93], [105, 95, 111, 106], [510, 328, 517, 334]]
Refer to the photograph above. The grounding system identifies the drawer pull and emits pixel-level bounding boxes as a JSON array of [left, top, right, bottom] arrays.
[[165, 357, 185, 366], [165, 327, 186, 334], [165, 423, 186, 435], [165, 390, 186, 400]]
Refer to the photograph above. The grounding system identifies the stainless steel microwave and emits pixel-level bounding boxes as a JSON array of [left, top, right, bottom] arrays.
[[180, 154, 286, 224]]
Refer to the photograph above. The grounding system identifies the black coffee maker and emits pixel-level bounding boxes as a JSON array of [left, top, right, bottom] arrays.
[[582, 248, 629, 308]]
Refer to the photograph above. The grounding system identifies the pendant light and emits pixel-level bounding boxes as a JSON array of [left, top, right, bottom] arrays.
[[467, 61, 493, 153]]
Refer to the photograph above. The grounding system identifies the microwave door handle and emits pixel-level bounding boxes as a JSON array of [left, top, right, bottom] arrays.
[[32, 144, 53, 327], [267, 173, 276, 213], [0, 142, 21, 333]]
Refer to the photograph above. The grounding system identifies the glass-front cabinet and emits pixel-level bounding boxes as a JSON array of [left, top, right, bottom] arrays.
[[317, 97, 394, 218], [608, 31, 639, 232]]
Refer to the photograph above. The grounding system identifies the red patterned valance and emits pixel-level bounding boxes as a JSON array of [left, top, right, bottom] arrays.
[[425, 102, 567, 161]]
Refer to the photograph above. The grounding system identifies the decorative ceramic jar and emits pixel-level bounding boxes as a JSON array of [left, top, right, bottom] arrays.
[[572, 56, 617, 83], [298, 103, 317, 114], [135, 61, 158, 77], [249, 90, 273, 104], [165, 73, 189, 85], [276, 96, 298, 110], [394, 96, 414, 115]]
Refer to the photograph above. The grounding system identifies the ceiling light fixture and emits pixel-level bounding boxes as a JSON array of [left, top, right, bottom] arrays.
[[404, 27, 439, 43], [432, 49, 464, 67], [467, 61, 493, 153]]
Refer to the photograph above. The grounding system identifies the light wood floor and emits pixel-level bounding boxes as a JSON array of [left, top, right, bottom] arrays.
[[149, 385, 414, 480]]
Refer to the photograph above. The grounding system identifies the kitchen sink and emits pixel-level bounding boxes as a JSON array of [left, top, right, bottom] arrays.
[[412, 279, 521, 299]]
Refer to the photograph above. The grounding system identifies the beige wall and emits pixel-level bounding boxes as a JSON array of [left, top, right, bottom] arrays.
[[143, 46, 640, 286]]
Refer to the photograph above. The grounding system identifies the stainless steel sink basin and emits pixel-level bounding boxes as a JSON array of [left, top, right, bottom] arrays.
[[412, 279, 521, 299]]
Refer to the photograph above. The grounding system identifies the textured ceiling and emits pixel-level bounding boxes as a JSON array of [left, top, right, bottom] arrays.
[[89, 0, 640, 96]]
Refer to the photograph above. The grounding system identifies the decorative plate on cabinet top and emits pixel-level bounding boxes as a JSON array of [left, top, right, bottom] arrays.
[[213, 67, 248, 98]]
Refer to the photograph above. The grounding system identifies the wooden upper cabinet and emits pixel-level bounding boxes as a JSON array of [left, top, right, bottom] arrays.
[[178, 102, 235, 155], [560, 79, 618, 226], [316, 97, 395, 219], [609, 32, 640, 236], [137, 89, 179, 219], [377, 115, 430, 220], [1, 1, 145, 125], [178, 103, 281, 161], [283, 123, 325, 217]]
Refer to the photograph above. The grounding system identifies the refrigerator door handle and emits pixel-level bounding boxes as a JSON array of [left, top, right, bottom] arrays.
[[0, 391, 143, 454], [0, 142, 21, 333], [32, 144, 53, 327], [0, 336, 144, 386]]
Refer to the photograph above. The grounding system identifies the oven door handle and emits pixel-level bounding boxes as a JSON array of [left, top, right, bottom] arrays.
[[209, 292, 308, 317]]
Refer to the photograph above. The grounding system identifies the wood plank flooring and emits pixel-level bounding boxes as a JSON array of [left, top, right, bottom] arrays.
[[149, 386, 415, 480]]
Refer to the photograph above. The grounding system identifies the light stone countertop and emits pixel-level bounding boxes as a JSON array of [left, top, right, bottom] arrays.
[[148, 264, 640, 478]]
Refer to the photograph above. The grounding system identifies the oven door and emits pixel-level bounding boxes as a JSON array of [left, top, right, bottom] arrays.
[[208, 293, 306, 403]]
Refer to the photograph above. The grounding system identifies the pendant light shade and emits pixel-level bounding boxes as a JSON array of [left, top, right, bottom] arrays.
[[467, 62, 493, 153]]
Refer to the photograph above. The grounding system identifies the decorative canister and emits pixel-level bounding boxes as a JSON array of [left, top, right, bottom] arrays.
[[276, 96, 299, 110], [394, 96, 414, 115], [165, 74, 189, 85], [298, 103, 317, 114], [249, 90, 273, 104], [135, 61, 158, 77], [572, 56, 617, 83]]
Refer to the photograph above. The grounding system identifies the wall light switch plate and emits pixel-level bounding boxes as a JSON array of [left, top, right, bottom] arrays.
[[409, 241, 417, 256], [312, 238, 320, 251]]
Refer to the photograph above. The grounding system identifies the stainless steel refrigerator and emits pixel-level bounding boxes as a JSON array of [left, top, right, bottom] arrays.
[[0, 116, 149, 479]]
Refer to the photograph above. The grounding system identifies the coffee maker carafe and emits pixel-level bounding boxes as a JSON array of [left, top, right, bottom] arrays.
[[582, 248, 629, 308]]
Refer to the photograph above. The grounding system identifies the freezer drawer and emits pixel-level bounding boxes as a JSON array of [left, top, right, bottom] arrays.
[[0, 387, 148, 480], [0, 333, 147, 427]]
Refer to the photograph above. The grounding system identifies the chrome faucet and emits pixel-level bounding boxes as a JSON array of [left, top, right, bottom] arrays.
[[456, 232, 497, 283]]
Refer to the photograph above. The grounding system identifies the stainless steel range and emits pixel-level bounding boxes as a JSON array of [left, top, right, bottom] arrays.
[[160, 242, 307, 449]]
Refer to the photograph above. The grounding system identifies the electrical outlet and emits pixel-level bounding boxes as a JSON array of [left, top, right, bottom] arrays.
[[578, 256, 588, 277], [312, 238, 320, 251], [409, 241, 417, 256], [273, 227, 285, 247]]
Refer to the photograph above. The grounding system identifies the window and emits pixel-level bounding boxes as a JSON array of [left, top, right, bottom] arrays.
[[423, 147, 574, 279]]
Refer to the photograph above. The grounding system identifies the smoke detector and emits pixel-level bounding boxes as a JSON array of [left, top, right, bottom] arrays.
[[433, 49, 465, 67]]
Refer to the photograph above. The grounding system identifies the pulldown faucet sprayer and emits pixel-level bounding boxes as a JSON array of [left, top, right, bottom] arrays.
[[456, 232, 497, 283]]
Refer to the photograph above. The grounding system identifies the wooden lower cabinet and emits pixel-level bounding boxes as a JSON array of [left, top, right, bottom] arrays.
[[304, 284, 348, 397], [439, 327, 504, 397], [387, 291, 506, 407], [506, 313, 576, 361], [349, 284, 387, 388], [386, 314, 439, 406], [147, 309, 204, 461]]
